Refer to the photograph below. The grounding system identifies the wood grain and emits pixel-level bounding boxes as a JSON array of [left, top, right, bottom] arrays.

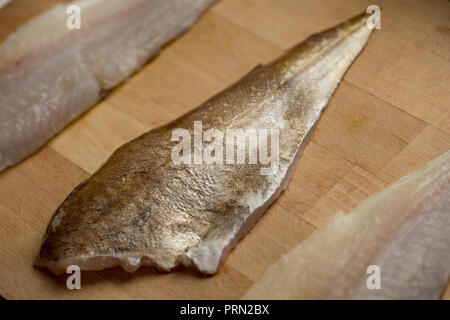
[[0, 0, 449, 299]]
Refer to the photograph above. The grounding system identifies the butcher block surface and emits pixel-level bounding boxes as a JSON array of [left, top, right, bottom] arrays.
[[0, 0, 449, 299]]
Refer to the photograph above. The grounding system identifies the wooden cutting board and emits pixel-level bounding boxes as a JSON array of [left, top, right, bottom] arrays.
[[0, 0, 449, 299]]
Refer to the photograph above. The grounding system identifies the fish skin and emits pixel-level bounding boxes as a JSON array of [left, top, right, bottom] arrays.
[[243, 150, 450, 300], [0, 0, 216, 171], [35, 13, 374, 275]]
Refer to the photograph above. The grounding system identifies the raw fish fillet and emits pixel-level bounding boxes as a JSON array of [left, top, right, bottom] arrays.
[[0, 0, 12, 10], [244, 150, 450, 299], [0, 0, 215, 171], [35, 13, 374, 275]]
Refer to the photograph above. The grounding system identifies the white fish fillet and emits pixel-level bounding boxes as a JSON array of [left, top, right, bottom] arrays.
[[35, 12, 374, 276], [244, 150, 450, 299], [0, 0, 12, 10], [0, 0, 215, 171]]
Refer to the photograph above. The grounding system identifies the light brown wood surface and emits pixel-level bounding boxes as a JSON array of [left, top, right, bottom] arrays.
[[0, 0, 449, 299]]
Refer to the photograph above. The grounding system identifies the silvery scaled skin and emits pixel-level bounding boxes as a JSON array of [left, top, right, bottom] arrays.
[[35, 13, 374, 275], [244, 150, 450, 299], [0, 0, 215, 171]]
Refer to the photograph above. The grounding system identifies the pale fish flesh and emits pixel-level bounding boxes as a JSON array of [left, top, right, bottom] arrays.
[[35, 13, 374, 275], [0, 0, 215, 171], [244, 150, 450, 299]]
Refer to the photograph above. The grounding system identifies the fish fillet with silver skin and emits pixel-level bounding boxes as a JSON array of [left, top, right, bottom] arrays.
[[35, 13, 374, 275], [0, 0, 215, 171], [244, 150, 450, 299]]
